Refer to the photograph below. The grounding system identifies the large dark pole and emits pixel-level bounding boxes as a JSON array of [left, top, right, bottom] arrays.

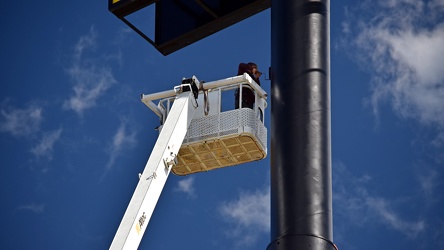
[[268, 1, 335, 250]]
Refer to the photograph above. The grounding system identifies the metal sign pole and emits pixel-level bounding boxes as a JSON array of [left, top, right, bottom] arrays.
[[268, 1, 335, 249]]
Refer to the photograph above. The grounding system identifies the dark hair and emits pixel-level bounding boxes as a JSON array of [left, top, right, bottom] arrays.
[[247, 62, 258, 69]]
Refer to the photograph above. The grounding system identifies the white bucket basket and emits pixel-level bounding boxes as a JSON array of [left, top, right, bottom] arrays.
[[174, 107, 267, 175], [141, 74, 268, 176]]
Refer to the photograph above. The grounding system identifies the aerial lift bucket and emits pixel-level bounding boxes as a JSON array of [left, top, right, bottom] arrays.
[[141, 74, 267, 175]]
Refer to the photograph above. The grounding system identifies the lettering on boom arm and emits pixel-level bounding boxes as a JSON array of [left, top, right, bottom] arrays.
[[135, 212, 147, 235]]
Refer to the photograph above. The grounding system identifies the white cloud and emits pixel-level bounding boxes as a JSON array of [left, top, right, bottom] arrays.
[[428, 0, 444, 10], [343, 1, 444, 128], [365, 197, 425, 237], [219, 187, 270, 247], [18, 203, 45, 214], [63, 26, 117, 116], [378, 0, 424, 9], [30, 128, 63, 160], [333, 162, 425, 238], [431, 132, 444, 146], [175, 176, 196, 199], [102, 120, 137, 178], [73, 26, 97, 61], [418, 169, 440, 203], [0, 105, 42, 137], [382, 28, 444, 85]]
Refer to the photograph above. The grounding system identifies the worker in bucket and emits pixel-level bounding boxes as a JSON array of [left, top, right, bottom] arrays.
[[235, 62, 262, 109]]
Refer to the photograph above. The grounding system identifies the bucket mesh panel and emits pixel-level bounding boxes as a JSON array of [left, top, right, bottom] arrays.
[[173, 108, 267, 176]]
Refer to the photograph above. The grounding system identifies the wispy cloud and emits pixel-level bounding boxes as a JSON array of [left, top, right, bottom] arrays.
[[174, 176, 196, 199], [30, 128, 63, 161], [428, 0, 444, 12], [102, 120, 137, 179], [342, 1, 444, 128], [365, 197, 425, 237], [18, 203, 45, 214], [333, 162, 425, 238], [0, 104, 42, 137], [63, 26, 117, 116], [418, 168, 440, 204], [219, 187, 270, 247]]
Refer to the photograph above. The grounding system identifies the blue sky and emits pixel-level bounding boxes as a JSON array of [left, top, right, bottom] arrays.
[[1, 0, 444, 249]]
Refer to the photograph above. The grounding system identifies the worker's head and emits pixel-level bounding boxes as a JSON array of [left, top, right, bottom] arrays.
[[248, 62, 258, 73], [248, 62, 262, 78]]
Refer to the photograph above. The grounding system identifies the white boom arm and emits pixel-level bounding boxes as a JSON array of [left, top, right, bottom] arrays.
[[110, 82, 199, 250]]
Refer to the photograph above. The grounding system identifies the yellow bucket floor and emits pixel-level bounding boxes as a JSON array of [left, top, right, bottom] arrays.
[[172, 133, 266, 176]]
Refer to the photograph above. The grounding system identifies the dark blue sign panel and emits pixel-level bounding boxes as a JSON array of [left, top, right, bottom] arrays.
[[109, 0, 156, 18], [109, 0, 270, 55]]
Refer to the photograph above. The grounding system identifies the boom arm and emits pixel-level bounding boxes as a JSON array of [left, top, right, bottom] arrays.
[[110, 81, 199, 250]]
